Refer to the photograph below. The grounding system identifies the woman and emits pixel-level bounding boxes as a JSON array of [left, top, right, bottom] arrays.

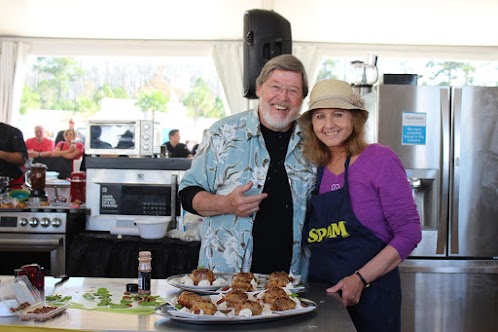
[[39, 128, 84, 162], [298, 79, 421, 332]]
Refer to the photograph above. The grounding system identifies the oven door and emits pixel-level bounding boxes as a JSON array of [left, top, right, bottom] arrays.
[[0, 233, 65, 276], [86, 168, 183, 231]]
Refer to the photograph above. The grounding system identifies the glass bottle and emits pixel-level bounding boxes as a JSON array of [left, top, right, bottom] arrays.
[[138, 251, 152, 294]]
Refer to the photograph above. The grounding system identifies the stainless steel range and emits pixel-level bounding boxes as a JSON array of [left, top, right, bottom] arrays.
[[0, 209, 85, 276]]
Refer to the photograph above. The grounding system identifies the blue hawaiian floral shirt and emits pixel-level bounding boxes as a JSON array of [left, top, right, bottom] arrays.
[[179, 108, 316, 275]]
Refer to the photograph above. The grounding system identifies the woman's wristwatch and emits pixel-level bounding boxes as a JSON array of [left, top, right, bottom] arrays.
[[355, 270, 370, 288]]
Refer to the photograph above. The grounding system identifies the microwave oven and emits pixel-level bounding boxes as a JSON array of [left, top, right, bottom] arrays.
[[85, 168, 185, 233], [85, 120, 161, 156]]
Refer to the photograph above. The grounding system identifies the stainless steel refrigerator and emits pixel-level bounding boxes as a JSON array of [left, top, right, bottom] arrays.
[[364, 84, 498, 258]]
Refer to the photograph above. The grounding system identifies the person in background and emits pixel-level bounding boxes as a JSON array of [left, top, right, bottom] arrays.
[[116, 130, 134, 149], [55, 118, 85, 145], [40, 128, 84, 162], [0, 122, 28, 188], [163, 129, 191, 158], [298, 79, 422, 332], [25, 125, 54, 158], [179, 54, 316, 275], [89, 126, 112, 149]]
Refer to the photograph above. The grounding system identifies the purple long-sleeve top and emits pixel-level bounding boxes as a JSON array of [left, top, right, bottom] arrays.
[[319, 143, 422, 260]]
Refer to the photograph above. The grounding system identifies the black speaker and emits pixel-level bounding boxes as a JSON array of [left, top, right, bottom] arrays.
[[243, 9, 292, 99]]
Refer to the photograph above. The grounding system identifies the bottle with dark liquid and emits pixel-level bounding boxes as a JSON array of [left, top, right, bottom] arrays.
[[138, 251, 152, 294]]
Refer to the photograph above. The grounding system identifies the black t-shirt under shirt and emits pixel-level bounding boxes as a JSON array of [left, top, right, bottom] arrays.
[[250, 125, 293, 274]]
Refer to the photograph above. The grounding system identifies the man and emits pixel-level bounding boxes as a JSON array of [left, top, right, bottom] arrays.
[[0, 122, 28, 187], [89, 126, 112, 149], [179, 54, 316, 275], [25, 125, 54, 158], [163, 129, 191, 158]]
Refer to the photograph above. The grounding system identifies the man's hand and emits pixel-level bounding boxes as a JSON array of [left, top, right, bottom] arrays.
[[225, 182, 268, 217], [192, 181, 268, 217]]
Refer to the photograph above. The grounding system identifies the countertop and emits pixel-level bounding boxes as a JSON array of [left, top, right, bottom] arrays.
[[85, 156, 192, 170], [0, 276, 357, 332]]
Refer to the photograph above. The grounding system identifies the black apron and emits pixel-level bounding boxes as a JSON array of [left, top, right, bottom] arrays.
[[304, 157, 401, 332]]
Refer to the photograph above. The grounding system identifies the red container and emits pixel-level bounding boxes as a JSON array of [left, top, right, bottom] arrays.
[[15, 264, 45, 289], [70, 171, 86, 203]]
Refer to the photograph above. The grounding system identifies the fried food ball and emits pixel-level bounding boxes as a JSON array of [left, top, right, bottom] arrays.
[[190, 300, 217, 315], [270, 296, 297, 311], [230, 281, 253, 292], [190, 268, 215, 285], [232, 272, 255, 284], [219, 289, 249, 307], [235, 300, 263, 316], [262, 286, 288, 304], [266, 271, 293, 288], [177, 291, 204, 308]]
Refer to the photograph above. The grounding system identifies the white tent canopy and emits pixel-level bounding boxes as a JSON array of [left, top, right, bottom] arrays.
[[0, 0, 497, 47]]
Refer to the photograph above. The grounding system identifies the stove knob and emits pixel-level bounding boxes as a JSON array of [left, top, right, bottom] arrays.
[[29, 217, 40, 227], [20, 218, 29, 227], [40, 217, 51, 227], [52, 218, 62, 228]]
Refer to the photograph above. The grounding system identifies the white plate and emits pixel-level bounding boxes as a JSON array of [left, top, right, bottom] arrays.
[[166, 273, 232, 292], [155, 298, 316, 324]]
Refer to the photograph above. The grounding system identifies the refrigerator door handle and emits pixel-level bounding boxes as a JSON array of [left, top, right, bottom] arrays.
[[436, 88, 451, 255], [449, 88, 462, 254]]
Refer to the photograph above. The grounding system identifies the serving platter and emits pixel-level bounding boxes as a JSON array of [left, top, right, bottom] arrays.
[[166, 272, 306, 294], [155, 297, 316, 324], [165, 273, 232, 293]]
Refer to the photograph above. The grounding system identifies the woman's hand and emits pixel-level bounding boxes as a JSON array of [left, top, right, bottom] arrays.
[[326, 273, 365, 307]]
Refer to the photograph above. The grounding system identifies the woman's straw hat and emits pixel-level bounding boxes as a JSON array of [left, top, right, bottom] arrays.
[[305, 79, 367, 114]]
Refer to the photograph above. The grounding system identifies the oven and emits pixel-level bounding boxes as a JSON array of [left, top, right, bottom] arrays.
[[85, 167, 186, 233], [0, 210, 84, 276]]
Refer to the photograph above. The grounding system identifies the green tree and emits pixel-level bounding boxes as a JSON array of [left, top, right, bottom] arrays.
[[94, 84, 129, 106], [183, 78, 225, 119], [426, 61, 476, 86], [135, 89, 169, 115], [19, 86, 40, 115], [317, 58, 340, 81], [31, 57, 84, 109]]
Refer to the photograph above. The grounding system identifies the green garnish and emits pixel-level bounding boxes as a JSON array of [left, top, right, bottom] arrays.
[[45, 294, 72, 302]]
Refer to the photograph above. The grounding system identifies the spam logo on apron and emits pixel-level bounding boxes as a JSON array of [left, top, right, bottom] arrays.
[[307, 220, 350, 243]]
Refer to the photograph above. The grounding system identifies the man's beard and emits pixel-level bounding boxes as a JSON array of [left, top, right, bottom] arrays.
[[260, 107, 297, 131]]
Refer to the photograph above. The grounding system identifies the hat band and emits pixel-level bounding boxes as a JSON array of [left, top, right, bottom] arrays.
[[309, 96, 352, 109]]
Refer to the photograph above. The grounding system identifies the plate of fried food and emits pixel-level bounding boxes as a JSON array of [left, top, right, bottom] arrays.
[[218, 271, 306, 294], [156, 286, 316, 324], [166, 268, 232, 292]]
